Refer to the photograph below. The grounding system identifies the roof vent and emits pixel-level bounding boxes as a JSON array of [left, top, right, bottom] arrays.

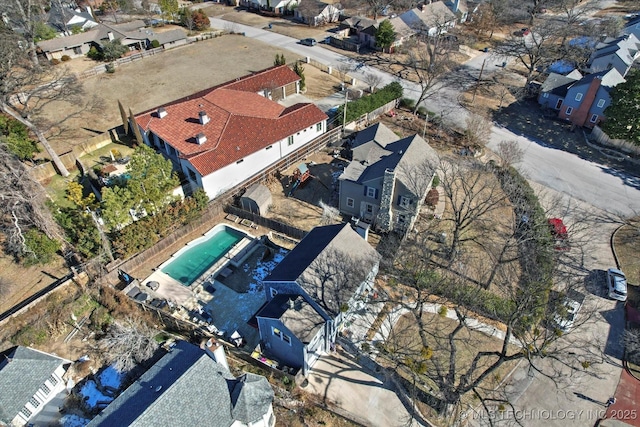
[[288, 298, 295, 309], [157, 107, 168, 118], [196, 133, 207, 145], [155, 386, 162, 392], [198, 111, 210, 125]]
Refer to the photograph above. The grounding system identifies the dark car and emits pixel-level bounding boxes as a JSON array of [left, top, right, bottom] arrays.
[[300, 38, 317, 46]]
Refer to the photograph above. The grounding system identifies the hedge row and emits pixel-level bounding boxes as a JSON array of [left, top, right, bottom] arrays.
[[336, 82, 403, 125]]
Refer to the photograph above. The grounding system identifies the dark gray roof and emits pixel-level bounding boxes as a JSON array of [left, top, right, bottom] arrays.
[[342, 123, 439, 191], [0, 346, 70, 424], [540, 71, 582, 94], [152, 28, 187, 45], [264, 223, 380, 315], [229, 373, 275, 423], [37, 20, 147, 52], [257, 294, 326, 342], [87, 341, 273, 427]]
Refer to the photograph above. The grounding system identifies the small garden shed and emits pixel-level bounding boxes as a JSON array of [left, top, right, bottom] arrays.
[[240, 183, 272, 215]]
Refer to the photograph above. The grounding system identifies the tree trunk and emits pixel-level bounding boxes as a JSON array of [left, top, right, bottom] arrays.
[[0, 102, 70, 177]]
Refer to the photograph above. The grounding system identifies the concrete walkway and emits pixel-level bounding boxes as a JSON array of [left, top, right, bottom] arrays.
[[304, 352, 423, 427]]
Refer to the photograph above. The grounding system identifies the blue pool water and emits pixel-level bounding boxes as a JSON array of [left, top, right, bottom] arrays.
[[161, 227, 243, 286]]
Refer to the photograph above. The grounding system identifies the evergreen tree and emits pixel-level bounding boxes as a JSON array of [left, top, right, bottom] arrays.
[[602, 70, 640, 145], [375, 20, 396, 53]]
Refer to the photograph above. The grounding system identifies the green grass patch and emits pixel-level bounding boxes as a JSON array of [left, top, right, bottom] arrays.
[[72, 294, 101, 318], [12, 325, 48, 346], [45, 173, 80, 207]]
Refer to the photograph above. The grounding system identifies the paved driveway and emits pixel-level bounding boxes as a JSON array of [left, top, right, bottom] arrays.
[[305, 352, 425, 427]]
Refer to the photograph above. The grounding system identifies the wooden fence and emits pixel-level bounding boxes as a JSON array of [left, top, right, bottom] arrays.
[[225, 205, 308, 240], [76, 47, 164, 80], [590, 126, 640, 156]]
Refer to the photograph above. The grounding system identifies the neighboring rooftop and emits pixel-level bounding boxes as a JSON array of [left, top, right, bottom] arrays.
[[87, 341, 273, 427], [0, 346, 71, 425], [134, 65, 327, 177], [264, 223, 380, 315]]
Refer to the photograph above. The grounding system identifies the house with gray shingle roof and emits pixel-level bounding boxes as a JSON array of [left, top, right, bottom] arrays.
[[338, 122, 439, 233], [0, 346, 71, 427], [258, 223, 380, 375], [87, 340, 275, 427], [537, 69, 583, 111], [131, 65, 327, 200], [36, 20, 187, 61], [587, 33, 640, 77], [399, 1, 457, 36]]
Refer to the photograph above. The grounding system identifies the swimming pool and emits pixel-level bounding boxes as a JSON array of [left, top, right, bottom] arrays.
[[161, 226, 244, 286]]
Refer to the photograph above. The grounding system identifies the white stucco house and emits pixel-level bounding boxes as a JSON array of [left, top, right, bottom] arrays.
[[130, 65, 328, 200]]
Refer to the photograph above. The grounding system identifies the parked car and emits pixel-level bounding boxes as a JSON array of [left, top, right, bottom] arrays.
[[607, 268, 628, 301], [548, 218, 570, 250], [553, 297, 581, 332], [300, 38, 317, 46]]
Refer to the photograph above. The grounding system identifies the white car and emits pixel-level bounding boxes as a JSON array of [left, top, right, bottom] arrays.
[[554, 298, 581, 332], [607, 268, 628, 301]]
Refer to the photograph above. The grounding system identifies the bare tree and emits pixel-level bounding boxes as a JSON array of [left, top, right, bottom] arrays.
[[493, 20, 565, 86], [495, 140, 525, 168], [0, 20, 102, 177], [368, 164, 606, 424], [464, 113, 492, 148], [100, 317, 160, 372], [0, 141, 63, 257], [623, 329, 640, 365], [335, 61, 354, 89], [362, 72, 383, 93]]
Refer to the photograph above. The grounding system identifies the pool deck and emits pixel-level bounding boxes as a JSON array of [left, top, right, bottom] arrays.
[[142, 228, 263, 319]]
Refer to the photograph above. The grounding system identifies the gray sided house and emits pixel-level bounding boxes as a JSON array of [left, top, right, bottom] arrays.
[[339, 123, 439, 233], [294, 0, 342, 26], [87, 341, 275, 427], [557, 68, 625, 128], [622, 17, 640, 41], [258, 223, 380, 375], [0, 346, 71, 427], [587, 33, 640, 77], [538, 69, 583, 111]]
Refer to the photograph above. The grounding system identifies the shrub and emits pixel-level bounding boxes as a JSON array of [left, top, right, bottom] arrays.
[[12, 324, 48, 346], [105, 63, 116, 73], [399, 98, 415, 110], [22, 229, 61, 266], [51, 58, 60, 65], [151, 39, 160, 48], [336, 81, 403, 125], [437, 305, 448, 317], [61, 55, 71, 61], [87, 46, 102, 60], [425, 188, 439, 207], [432, 174, 440, 187], [417, 106, 427, 116]]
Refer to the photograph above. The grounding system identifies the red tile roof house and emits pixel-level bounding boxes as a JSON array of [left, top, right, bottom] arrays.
[[131, 65, 328, 200]]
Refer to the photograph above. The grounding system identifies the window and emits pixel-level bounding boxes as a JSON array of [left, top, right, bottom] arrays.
[[399, 196, 412, 208], [41, 383, 50, 395], [266, 145, 273, 150], [73, 46, 82, 55], [272, 327, 292, 345], [398, 215, 407, 223], [287, 136, 294, 146], [21, 407, 32, 418], [316, 123, 322, 131], [565, 107, 573, 115], [590, 114, 598, 123], [346, 197, 354, 208], [270, 288, 278, 298], [542, 93, 549, 98], [575, 93, 583, 101], [49, 375, 58, 386], [236, 159, 244, 164], [366, 187, 376, 198], [29, 397, 40, 408], [366, 204, 374, 214], [597, 99, 605, 108]]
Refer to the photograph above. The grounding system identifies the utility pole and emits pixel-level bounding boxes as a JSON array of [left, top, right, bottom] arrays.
[[471, 58, 487, 104], [342, 89, 349, 137], [422, 112, 429, 141]]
